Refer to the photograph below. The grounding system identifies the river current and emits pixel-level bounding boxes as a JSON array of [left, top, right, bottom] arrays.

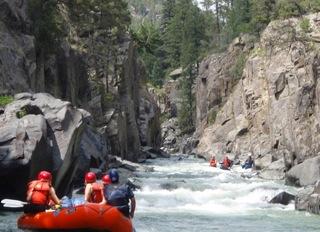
[[1, 156, 320, 231], [133, 156, 320, 232]]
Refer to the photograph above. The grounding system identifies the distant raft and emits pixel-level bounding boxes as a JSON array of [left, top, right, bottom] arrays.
[[17, 203, 133, 232]]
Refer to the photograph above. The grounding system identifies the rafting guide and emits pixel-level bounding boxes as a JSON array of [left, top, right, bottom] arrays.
[[104, 169, 136, 218]]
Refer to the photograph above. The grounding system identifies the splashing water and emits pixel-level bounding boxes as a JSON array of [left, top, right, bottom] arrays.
[[134, 156, 320, 232], [1, 156, 320, 232]]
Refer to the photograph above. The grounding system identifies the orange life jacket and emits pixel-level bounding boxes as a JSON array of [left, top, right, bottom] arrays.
[[223, 158, 231, 168], [27, 180, 51, 205], [210, 159, 217, 167], [88, 183, 103, 203]]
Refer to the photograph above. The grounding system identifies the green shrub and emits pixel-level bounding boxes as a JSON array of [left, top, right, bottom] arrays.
[[0, 95, 13, 107], [251, 47, 266, 57], [300, 18, 311, 33], [16, 107, 28, 119], [207, 110, 217, 125], [230, 53, 247, 80], [104, 92, 114, 103]]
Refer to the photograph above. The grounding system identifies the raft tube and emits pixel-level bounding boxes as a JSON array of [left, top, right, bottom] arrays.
[[17, 203, 133, 232]]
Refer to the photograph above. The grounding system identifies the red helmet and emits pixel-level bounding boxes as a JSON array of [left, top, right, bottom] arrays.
[[37, 171, 52, 181], [102, 175, 111, 185], [85, 172, 96, 183]]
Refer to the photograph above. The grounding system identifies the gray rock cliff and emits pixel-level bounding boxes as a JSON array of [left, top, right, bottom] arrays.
[[0, 0, 161, 164], [195, 14, 320, 214]]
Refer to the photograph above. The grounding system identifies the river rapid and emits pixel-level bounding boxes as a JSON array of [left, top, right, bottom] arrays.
[[133, 156, 320, 232], [1, 156, 320, 232]]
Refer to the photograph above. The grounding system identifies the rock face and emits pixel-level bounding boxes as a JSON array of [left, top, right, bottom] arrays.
[[0, 0, 35, 94], [295, 181, 320, 214], [286, 156, 320, 186], [196, 14, 320, 183], [0, 1, 161, 163], [0, 93, 108, 200], [196, 34, 254, 135]]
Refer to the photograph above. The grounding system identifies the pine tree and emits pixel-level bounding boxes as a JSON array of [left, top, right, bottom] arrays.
[[200, 0, 214, 11], [250, 0, 275, 34], [226, 0, 251, 39], [28, 0, 63, 53], [274, 0, 304, 19], [176, 0, 206, 133]]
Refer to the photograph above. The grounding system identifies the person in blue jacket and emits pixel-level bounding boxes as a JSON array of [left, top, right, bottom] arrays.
[[242, 156, 254, 169], [103, 169, 136, 218]]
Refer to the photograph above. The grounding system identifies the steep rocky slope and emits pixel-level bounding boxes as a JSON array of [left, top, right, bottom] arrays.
[[196, 14, 320, 183]]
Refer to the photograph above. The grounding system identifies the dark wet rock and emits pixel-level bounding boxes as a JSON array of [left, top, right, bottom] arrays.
[[140, 146, 170, 159], [269, 191, 295, 205], [160, 182, 179, 190], [126, 179, 141, 191]]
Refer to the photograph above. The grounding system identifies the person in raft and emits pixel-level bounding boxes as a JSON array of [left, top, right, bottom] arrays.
[[84, 172, 105, 204], [209, 155, 217, 167], [103, 169, 136, 218], [242, 155, 254, 169], [220, 155, 233, 170], [25, 170, 60, 213], [102, 174, 112, 186]]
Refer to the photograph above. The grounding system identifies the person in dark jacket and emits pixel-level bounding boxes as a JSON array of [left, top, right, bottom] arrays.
[[103, 169, 136, 218], [242, 156, 254, 169]]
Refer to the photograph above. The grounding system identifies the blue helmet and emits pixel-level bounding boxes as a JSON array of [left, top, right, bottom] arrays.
[[109, 169, 119, 183]]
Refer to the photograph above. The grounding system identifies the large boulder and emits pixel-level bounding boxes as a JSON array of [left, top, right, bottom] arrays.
[[259, 158, 286, 180], [0, 93, 108, 200], [286, 156, 320, 186], [295, 182, 320, 215], [295, 186, 314, 211]]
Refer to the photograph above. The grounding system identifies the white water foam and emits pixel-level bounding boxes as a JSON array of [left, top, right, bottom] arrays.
[[135, 157, 296, 216]]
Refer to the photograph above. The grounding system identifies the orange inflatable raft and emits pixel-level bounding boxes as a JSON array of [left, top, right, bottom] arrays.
[[17, 203, 133, 232]]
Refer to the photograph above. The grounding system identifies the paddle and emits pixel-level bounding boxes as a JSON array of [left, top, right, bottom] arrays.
[[1, 199, 27, 208]]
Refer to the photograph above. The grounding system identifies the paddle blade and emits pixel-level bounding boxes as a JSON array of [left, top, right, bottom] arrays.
[[3, 203, 24, 208], [1, 199, 27, 205]]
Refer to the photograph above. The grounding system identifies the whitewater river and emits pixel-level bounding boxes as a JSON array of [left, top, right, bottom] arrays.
[[1, 156, 320, 232], [133, 156, 320, 232]]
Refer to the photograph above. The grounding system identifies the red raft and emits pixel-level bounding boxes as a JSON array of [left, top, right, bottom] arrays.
[[17, 203, 133, 232]]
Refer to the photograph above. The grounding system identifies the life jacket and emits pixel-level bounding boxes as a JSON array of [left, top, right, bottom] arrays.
[[88, 183, 103, 203], [27, 180, 51, 205], [223, 158, 231, 168], [210, 159, 217, 167]]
